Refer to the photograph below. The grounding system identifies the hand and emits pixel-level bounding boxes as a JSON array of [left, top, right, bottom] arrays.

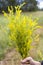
[[21, 57, 41, 65]]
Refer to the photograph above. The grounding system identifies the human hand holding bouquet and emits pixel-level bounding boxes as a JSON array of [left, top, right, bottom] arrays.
[[3, 3, 41, 64], [21, 57, 41, 65]]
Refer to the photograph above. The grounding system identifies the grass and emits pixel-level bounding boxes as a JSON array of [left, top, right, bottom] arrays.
[[0, 11, 43, 61], [23, 11, 43, 25]]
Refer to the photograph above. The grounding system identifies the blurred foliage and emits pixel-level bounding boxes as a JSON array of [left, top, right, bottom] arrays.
[[37, 50, 43, 60], [0, 0, 38, 13]]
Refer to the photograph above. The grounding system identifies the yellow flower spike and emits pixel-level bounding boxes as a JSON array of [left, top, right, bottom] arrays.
[[11, 6, 13, 11], [15, 2, 26, 10], [36, 26, 42, 29], [3, 11, 7, 17], [38, 50, 43, 60], [34, 34, 39, 42], [28, 30, 32, 36], [8, 23, 14, 30], [15, 6, 19, 10], [8, 6, 11, 13], [19, 2, 26, 9]]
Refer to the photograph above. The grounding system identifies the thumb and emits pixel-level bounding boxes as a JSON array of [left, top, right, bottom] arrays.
[[21, 57, 32, 64]]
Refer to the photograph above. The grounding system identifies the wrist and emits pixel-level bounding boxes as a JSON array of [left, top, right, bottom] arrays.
[[38, 62, 41, 65], [31, 60, 41, 65]]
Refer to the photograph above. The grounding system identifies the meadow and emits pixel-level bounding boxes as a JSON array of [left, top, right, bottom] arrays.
[[0, 11, 43, 64]]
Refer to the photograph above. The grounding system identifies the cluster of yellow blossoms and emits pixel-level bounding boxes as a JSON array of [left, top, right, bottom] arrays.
[[3, 3, 41, 59]]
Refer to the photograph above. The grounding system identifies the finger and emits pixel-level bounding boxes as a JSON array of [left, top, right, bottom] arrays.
[[21, 57, 30, 64], [21, 60, 30, 64]]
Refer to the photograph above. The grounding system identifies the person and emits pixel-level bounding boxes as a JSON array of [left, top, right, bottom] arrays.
[[21, 57, 43, 65]]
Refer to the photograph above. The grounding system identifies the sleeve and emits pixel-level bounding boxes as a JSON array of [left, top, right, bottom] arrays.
[[41, 61, 43, 65]]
